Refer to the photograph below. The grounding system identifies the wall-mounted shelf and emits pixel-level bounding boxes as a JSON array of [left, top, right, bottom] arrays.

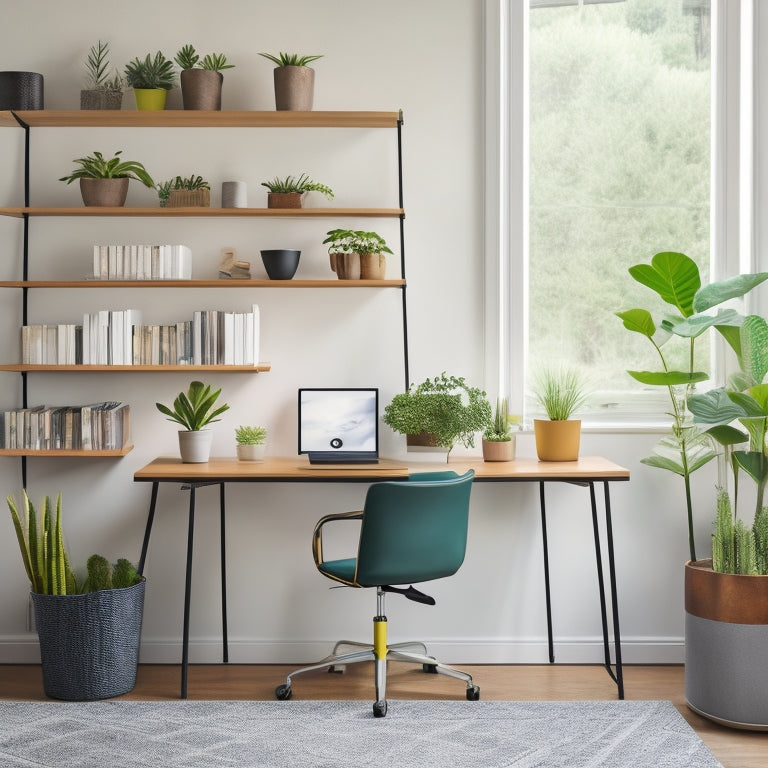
[[0, 279, 406, 288], [0, 446, 134, 457], [0, 207, 404, 218], [0, 364, 271, 372]]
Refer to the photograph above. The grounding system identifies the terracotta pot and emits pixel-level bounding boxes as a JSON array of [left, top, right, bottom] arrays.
[[482, 437, 516, 462], [273, 65, 315, 111], [533, 419, 581, 461], [360, 253, 387, 280], [79, 177, 129, 207], [685, 559, 768, 729], [267, 192, 303, 209], [180, 69, 223, 110]]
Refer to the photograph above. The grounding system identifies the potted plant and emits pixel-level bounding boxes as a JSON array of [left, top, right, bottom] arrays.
[[323, 228, 394, 280], [530, 365, 588, 461], [155, 380, 229, 463], [258, 51, 322, 111], [6, 490, 145, 700], [616, 250, 768, 729], [235, 425, 267, 461], [124, 51, 175, 110], [261, 173, 334, 209], [382, 372, 492, 460], [58, 150, 155, 207], [80, 40, 123, 110], [482, 397, 520, 462], [174, 45, 234, 110], [158, 174, 211, 207]]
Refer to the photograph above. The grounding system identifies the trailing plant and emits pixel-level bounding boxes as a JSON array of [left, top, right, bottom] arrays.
[[617, 250, 768, 563], [235, 425, 267, 445], [124, 51, 176, 90], [83, 40, 123, 92], [382, 372, 492, 458], [175, 45, 234, 72], [156, 380, 229, 432], [58, 150, 155, 188], [323, 229, 393, 257], [258, 52, 323, 67], [157, 174, 210, 206], [261, 173, 334, 200], [483, 397, 517, 442], [531, 366, 589, 421]]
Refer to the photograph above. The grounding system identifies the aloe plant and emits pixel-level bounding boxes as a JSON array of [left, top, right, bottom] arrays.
[[175, 45, 234, 72], [58, 150, 154, 188], [258, 52, 322, 67], [156, 380, 229, 432]]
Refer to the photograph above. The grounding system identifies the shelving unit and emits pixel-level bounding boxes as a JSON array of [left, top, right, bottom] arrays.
[[0, 109, 410, 470]]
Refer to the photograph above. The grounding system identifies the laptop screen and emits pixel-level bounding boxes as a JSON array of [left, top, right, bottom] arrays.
[[298, 388, 379, 460]]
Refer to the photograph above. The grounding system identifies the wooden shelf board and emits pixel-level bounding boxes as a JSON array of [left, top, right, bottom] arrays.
[[0, 445, 133, 457], [0, 207, 404, 219], [0, 110, 401, 129], [0, 364, 271, 372], [0, 279, 405, 288]]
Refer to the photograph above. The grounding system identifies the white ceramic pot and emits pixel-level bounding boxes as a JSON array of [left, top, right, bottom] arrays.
[[178, 430, 213, 463], [236, 443, 266, 462]]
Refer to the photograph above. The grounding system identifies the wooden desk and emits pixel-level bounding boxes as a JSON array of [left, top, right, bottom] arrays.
[[134, 455, 629, 699]]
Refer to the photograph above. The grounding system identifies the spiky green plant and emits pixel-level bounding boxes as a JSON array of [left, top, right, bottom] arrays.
[[201, 53, 233, 71], [484, 397, 514, 442], [83, 40, 122, 91], [58, 150, 154, 188], [157, 174, 210, 206], [175, 46, 234, 72], [258, 52, 322, 67], [124, 51, 176, 90], [156, 380, 229, 431], [532, 366, 589, 421], [261, 173, 334, 200], [235, 425, 267, 445]]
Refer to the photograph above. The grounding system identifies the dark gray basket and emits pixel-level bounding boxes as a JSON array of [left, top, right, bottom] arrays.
[[0, 71, 43, 110], [31, 579, 145, 700]]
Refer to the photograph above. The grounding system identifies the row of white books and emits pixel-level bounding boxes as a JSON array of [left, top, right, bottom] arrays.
[[92, 244, 192, 280], [21, 305, 261, 367], [0, 402, 130, 451]]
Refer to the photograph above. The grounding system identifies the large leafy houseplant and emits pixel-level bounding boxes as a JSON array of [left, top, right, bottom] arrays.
[[616, 250, 768, 562], [382, 372, 492, 459], [155, 380, 229, 432], [59, 150, 154, 187]]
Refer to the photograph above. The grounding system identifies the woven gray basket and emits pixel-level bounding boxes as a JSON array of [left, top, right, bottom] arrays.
[[31, 579, 145, 701]]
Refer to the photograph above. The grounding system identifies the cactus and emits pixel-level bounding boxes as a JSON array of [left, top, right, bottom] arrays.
[[85, 554, 113, 592], [112, 558, 141, 590]]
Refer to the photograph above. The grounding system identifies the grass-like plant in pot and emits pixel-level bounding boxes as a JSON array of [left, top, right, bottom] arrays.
[[482, 397, 520, 462], [80, 40, 124, 110], [531, 365, 589, 461], [6, 490, 145, 700], [156, 380, 229, 463], [323, 228, 394, 280], [124, 51, 175, 110], [174, 45, 234, 110], [59, 150, 154, 207], [258, 52, 323, 111], [261, 173, 334, 209], [382, 372, 492, 460], [235, 425, 267, 462]]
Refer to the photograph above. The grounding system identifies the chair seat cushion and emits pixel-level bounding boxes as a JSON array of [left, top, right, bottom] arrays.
[[319, 558, 358, 585]]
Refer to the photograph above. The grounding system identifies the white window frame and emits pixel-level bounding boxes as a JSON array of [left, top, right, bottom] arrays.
[[483, 0, 755, 429]]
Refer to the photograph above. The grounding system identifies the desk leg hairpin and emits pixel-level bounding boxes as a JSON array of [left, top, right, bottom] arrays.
[[539, 482, 555, 664]]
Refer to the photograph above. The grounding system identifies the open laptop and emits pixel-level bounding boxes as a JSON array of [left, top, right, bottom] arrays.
[[298, 387, 379, 464]]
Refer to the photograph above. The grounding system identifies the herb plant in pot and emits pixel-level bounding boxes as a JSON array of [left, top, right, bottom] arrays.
[[323, 228, 393, 280], [261, 173, 334, 209], [59, 150, 155, 207], [156, 380, 229, 463], [124, 51, 175, 110], [382, 372, 492, 460], [482, 397, 519, 462], [174, 45, 234, 110], [80, 40, 123, 110], [259, 52, 322, 111], [531, 366, 588, 461], [235, 425, 267, 461], [6, 490, 145, 700]]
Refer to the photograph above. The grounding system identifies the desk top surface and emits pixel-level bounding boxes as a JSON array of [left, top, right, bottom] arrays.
[[134, 455, 630, 483]]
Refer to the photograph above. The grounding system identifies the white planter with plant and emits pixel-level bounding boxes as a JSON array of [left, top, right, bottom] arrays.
[[156, 380, 229, 463], [259, 52, 322, 111], [235, 425, 267, 461], [531, 366, 588, 461], [323, 229, 393, 280]]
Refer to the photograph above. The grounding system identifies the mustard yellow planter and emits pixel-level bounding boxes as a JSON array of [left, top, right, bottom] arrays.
[[533, 419, 581, 461], [133, 88, 167, 111]]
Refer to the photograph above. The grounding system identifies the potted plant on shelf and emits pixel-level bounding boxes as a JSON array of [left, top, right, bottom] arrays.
[[157, 174, 211, 207], [58, 150, 155, 207], [156, 380, 229, 463], [261, 173, 334, 209], [382, 372, 492, 460], [6, 490, 145, 700], [258, 51, 322, 111], [616, 249, 768, 729], [323, 228, 393, 280], [80, 40, 123, 110], [174, 44, 234, 110], [531, 365, 588, 461], [235, 425, 267, 461], [482, 397, 520, 462], [124, 51, 175, 110]]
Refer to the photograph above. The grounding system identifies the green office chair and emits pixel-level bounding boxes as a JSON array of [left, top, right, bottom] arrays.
[[275, 470, 478, 717]]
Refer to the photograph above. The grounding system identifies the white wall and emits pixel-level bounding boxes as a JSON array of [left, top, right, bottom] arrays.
[[0, 0, 708, 669]]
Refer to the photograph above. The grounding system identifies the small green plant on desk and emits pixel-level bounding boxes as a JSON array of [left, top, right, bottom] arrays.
[[156, 380, 229, 432], [235, 425, 267, 445], [483, 397, 519, 442], [531, 366, 589, 421]]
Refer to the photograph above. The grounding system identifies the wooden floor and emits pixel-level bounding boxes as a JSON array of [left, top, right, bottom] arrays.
[[1, 663, 766, 767]]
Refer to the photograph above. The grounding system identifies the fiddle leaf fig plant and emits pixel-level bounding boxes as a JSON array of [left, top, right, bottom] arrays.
[[156, 380, 229, 432]]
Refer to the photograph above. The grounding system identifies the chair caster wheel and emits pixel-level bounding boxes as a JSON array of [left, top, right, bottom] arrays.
[[373, 699, 388, 717], [422, 657, 438, 674], [466, 685, 480, 701], [275, 684, 292, 700]]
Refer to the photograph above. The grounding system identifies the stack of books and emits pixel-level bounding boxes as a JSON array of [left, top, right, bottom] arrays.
[[92, 244, 192, 280]]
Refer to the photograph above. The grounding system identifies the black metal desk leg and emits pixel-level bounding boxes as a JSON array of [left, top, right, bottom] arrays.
[[219, 482, 228, 663], [539, 482, 555, 663], [138, 482, 159, 576], [589, 482, 612, 672], [181, 485, 196, 699], [604, 481, 624, 699]]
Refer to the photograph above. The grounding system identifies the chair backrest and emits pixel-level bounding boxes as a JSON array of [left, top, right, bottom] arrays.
[[354, 470, 474, 587]]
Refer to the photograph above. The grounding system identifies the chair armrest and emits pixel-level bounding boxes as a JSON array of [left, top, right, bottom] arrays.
[[312, 510, 363, 568]]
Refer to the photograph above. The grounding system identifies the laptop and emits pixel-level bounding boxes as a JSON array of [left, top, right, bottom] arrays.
[[298, 388, 379, 464]]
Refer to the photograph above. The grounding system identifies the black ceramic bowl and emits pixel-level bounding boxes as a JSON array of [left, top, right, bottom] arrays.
[[260, 249, 301, 280]]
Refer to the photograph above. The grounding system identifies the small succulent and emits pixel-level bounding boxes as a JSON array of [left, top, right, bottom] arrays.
[[124, 51, 176, 90], [258, 52, 323, 67], [261, 173, 334, 200], [175, 45, 234, 72], [235, 425, 267, 445]]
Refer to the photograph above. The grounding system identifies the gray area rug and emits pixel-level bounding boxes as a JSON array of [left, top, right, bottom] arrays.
[[0, 699, 722, 768]]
